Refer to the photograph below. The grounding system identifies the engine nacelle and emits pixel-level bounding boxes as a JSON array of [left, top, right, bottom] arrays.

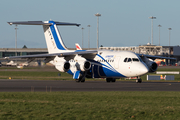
[[76, 61, 91, 71], [55, 61, 70, 72], [147, 61, 158, 72], [142, 57, 158, 73]]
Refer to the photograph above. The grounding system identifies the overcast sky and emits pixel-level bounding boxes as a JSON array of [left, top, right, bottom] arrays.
[[1, 0, 180, 49]]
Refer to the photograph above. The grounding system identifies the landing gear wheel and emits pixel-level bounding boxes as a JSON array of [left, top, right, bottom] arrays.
[[136, 78, 142, 83], [76, 75, 86, 83], [106, 78, 111, 82], [80, 78, 85, 82], [111, 78, 116, 82], [75, 79, 81, 82], [106, 78, 116, 82]]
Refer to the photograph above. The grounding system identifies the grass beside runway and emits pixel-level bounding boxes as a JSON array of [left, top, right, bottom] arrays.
[[0, 66, 72, 80], [0, 91, 180, 119], [0, 66, 180, 81]]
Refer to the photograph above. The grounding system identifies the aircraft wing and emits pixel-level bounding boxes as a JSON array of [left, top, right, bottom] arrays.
[[5, 50, 98, 60], [137, 53, 176, 60]]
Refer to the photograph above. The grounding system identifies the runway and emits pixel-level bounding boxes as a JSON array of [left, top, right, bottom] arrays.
[[0, 79, 180, 92]]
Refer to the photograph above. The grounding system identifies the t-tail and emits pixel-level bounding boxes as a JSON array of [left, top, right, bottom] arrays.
[[7, 21, 80, 54]]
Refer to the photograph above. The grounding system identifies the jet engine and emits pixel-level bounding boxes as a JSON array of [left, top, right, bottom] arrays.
[[146, 60, 158, 72], [76, 60, 91, 71], [55, 61, 70, 72], [142, 57, 158, 72]]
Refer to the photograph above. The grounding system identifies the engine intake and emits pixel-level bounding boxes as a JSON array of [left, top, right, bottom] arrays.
[[142, 57, 158, 73], [148, 61, 158, 72], [77, 61, 91, 71], [55, 61, 70, 72]]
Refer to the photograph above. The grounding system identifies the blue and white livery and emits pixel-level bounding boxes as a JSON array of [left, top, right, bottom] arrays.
[[6, 20, 175, 83]]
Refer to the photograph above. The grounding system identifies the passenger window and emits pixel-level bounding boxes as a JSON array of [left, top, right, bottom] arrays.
[[124, 58, 127, 62]]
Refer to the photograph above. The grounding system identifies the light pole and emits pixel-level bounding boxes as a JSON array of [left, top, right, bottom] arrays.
[[149, 16, 156, 45], [81, 27, 84, 49], [95, 13, 101, 49], [168, 28, 172, 46], [87, 25, 91, 49], [15, 25, 18, 56], [158, 25, 162, 46]]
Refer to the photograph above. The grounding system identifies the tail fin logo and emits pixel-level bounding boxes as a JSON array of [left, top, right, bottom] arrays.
[[43, 25, 57, 50], [75, 43, 82, 50]]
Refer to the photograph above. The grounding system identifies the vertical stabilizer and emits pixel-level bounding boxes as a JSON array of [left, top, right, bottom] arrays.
[[7, 20, 80, 54], [75, 43, 82, 50], [43, 21, 67, 53]]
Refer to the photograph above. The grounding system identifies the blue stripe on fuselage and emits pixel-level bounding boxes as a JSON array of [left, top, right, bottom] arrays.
[[75, 50, 86, 52], [88, 57, 126, 78], [96, 54, 115, 71], [49, 21, 66, 50]]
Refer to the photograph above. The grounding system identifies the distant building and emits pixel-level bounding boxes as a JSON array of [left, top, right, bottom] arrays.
[[0, 48, 48, 58], [0, 45, 179, 65]]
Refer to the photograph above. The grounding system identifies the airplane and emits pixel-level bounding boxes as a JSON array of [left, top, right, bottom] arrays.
[[75, 43, 82, 50], [6, 20, 175, 83], [154, 59, 165, 66], [6, 60, 17, 66]]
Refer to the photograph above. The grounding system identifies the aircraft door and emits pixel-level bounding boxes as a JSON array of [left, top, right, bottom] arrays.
[[127, 58, 132, 73], [114, 56, 121, 69]]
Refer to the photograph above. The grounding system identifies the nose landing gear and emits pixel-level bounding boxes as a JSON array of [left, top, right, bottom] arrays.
[[136, 77, 142, 83]]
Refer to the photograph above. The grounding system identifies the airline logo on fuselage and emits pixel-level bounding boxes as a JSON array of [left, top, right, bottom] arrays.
[[105, 55, 114, 59]]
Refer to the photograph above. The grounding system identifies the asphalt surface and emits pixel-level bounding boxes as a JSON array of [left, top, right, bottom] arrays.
[[0, 80, 180, 92]]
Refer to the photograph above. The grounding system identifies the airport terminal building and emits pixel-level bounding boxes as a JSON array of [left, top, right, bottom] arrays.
[[0, 45, 180, 65], [0, 48, 48, 58]]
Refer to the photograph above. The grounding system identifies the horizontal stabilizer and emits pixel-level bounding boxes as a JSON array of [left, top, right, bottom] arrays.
[[7, 21, 80, 26]]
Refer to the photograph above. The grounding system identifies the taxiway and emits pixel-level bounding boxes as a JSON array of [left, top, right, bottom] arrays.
[[0, 80, 179, 92]]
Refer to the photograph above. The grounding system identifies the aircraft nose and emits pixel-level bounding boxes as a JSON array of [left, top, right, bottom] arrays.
[[139, 64, 149, 75]]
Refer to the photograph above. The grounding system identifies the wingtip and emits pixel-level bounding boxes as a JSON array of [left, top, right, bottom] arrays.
[[7, 22, 12, 25], [77, 24, 81, 27]]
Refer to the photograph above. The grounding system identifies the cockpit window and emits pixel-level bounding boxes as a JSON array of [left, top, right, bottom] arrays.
[[124, 58, 128, 62], [128, 58, 132, 62], [124, 57, 140, 62], [132, 58, 139, 62]]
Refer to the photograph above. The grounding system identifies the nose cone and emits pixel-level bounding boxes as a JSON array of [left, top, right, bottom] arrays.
[[139, 64, 149, 75]]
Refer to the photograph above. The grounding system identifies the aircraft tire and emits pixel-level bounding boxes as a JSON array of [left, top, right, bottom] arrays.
[[106, 78, 111, 82], [80, 78, 85, 82], [136, 79, 138, 83], [106, 78, 116, 82], [111, 78, 116, 82], [136, 78, 142, 83], [75, 79, 81, 82]]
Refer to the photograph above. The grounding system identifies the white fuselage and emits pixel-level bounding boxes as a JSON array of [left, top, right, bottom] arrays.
[[52, 50, 149, 78]]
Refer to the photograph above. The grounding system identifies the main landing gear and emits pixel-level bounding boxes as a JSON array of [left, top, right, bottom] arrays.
[[106, 78, 116, 82], [75, 71, 87, 82], [136, 77, 142, 83], [75, 76, 85, 82]]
